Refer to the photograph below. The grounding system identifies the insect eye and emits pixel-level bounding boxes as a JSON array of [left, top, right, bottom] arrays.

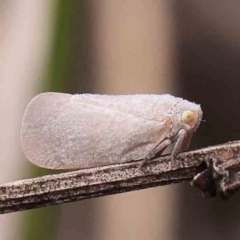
[[181, 110, 198, 125]]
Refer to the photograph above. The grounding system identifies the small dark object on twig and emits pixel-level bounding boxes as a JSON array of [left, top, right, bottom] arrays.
[[192, 141, 240, 198]]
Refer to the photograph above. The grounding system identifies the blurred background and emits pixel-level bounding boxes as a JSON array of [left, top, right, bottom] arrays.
[[1, 0, 240, 239]]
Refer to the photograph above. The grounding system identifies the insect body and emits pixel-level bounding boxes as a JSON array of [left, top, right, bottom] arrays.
[[21, 92, 203, 169]]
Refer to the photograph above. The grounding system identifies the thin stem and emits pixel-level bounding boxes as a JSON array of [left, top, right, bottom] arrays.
[[0, 140, 240, 214]]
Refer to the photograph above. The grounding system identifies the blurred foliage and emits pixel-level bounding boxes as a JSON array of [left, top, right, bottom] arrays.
[[22, 1, 76, 240]]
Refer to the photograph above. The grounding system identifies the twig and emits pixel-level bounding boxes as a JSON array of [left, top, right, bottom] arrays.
[[1, 140, 240, 214]]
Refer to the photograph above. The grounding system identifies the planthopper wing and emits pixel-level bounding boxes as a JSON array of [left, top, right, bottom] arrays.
[[21, 92, 174, 169]]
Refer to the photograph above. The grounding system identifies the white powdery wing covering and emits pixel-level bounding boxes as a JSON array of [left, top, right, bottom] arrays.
[[72, 93, 181, 123], [21, 93, 178, 169]]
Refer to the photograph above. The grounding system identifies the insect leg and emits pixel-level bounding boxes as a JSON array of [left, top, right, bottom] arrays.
[[138, 138, 172, 169], [181, 131, 193, 151], [170, 129, 187, 168]]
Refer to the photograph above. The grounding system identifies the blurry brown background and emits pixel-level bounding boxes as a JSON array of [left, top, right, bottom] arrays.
[[1, 1, 240, 240]]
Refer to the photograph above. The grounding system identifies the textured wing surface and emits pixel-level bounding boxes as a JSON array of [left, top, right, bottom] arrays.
[[21, 92, 173, 169], [72, 93, 180, 123]]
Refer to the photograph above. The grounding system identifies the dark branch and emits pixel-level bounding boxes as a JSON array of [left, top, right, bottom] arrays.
[[1, 140, 240, 214]]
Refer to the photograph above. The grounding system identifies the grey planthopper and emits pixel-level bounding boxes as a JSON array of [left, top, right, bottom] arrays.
[[21, 92, 203, 170]]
